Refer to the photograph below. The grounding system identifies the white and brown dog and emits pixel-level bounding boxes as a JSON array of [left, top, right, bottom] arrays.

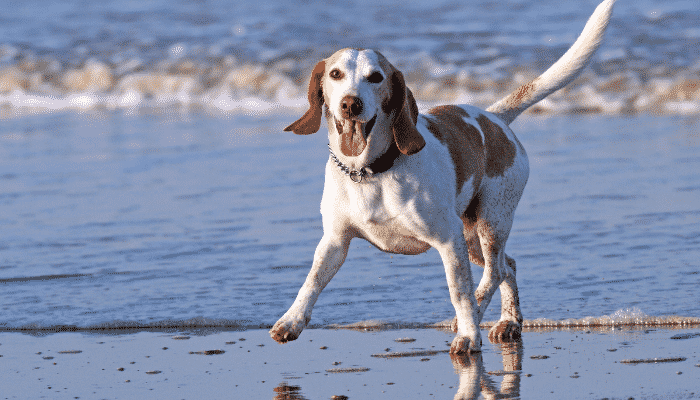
[[271, 0, 615, 354]]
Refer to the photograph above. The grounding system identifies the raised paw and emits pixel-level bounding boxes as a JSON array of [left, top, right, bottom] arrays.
[[488, 320, 521, 343], [450, 334, 482, 355], [269, 316, 306, 344]]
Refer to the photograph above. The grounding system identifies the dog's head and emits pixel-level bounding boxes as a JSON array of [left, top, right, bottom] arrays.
[[284, 49, 425, 158]]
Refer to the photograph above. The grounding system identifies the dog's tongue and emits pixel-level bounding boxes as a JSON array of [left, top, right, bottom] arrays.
[[338, 119, 367, 157]]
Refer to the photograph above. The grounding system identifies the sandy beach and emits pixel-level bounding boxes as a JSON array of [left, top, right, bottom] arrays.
[[2, 325, 699, 399]]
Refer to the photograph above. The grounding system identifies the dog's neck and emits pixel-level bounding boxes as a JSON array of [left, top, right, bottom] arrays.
[[327, 140, 400, 183]]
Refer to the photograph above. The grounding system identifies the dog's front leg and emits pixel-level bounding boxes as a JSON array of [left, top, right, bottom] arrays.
[[270, 233, 351, 344], [434, 234, 483, 354]]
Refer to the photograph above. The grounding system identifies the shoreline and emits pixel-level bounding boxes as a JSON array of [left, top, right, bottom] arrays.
[[2, 313, 698, 334], [2, 326, 698, 399]]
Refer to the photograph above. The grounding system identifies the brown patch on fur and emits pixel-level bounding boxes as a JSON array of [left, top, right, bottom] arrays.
[[476, 115, 516, 177], [466, 233, 484, 267], [462, 193, 486, 267], [385, 71, 425, 155], [511, 82, 536, 106], [406, 88, 419, 124], [503, 79, 539, 111], [462, 192, 480, 227], [284, 61, 326, 135], [426, 105, 484, 194], [375, 50, 424, 155]]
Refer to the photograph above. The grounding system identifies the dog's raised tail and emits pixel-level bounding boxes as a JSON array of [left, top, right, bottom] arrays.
[[486, 0, 616, 125]]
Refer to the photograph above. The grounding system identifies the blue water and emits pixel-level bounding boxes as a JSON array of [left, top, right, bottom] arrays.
[[0, 110, 698, 330], [0, 0, 698, 330], [1, 0, 700, 115], [2, 0, 697, 67]]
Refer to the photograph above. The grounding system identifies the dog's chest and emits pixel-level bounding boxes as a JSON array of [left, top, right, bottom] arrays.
[[344, 179, 432, 255], [358, 218, 432, 255]]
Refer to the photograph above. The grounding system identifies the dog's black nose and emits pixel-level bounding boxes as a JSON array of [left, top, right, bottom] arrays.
[[340, 96, 363, 118]]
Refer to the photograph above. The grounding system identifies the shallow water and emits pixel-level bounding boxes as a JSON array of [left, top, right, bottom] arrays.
[[0, 111, 697, 330]]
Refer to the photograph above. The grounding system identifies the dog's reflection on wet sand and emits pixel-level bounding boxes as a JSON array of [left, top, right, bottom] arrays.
[[451, 340, 523, 400], [272, 339, 523, 400]]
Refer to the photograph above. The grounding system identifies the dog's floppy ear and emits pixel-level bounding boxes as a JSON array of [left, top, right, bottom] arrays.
[[284, 60, 326, 135], [385, 70, 425, 155]]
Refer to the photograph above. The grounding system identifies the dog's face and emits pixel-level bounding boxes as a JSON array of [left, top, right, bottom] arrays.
[[285, 48, 425, 158], [324, 49, 386, 157]]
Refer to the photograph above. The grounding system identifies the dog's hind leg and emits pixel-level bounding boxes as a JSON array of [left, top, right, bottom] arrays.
[[473, 232, 505, 320], [489, 254, 523, 342], [474, 232, 522, 342], [472, 174, 525, 342]]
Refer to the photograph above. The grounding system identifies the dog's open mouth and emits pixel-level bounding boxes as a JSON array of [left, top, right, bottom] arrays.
[[335, 115, 376, 157], [334, 115, 376, 140]]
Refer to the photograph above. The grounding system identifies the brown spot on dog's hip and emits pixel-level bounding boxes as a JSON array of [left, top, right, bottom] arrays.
[[425, 105, 484, 194], [476, 115, 516, 177]]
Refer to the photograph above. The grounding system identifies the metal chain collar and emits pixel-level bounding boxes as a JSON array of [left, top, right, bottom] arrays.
[[327, 144, 370, 183]]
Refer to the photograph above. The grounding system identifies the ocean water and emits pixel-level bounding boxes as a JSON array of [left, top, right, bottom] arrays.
[[1, 111, 698, 330], [1, 0, 699, 116], [0, 0, 699, 331]]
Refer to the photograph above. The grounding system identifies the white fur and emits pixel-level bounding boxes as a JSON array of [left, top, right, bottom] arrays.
[[325, 49, 383, 124], [271, 0, 614, 354]]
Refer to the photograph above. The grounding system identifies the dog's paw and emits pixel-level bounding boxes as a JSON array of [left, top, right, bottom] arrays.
[[269, 316, 306, 344], [488, 320, 522, 342], [450, 334, 482, 355]]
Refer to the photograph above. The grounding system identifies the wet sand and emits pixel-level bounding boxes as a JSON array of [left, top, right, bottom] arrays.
[[1, 326, 699, 399]]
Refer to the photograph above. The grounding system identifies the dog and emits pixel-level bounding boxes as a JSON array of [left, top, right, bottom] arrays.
[[270, 0, 615, 354]]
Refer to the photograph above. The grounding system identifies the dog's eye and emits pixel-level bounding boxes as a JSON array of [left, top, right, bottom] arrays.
[[367, 71, 383, 83], [329, 69, 344, 80]]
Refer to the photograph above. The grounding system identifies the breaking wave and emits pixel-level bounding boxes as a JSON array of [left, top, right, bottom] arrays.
[[2, 0, 699, 118], [1, 53, 699, 118], [517, 307, 700, 331], [337, 308, 700, 332], [2, 308, 697, 335]]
